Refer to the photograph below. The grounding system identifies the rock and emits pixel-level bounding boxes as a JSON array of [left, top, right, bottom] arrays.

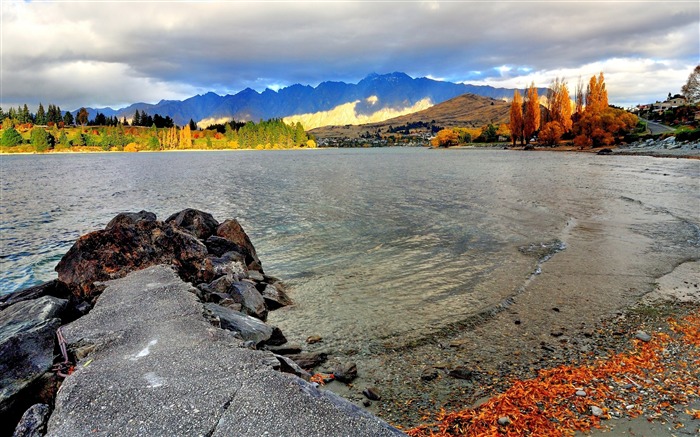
[[551, 331, 564, 337], [273, 355, 312, 380], [597, 148, 613, 155], [1, 297, 65, 422], [333, 362, 358, 383], [420, 368, 439, 381], [362, 387, 381, 401], [216, 219, 261, 270], [590, 405, 603, 417], [448, 366, 473, 380], [165, 208, 219, 240], [306, 335, 323, 344], [247, 270, 265, 282], [260, 283, 292, 310], [105, 210, 156, 230], [287, 352, 328, 369], [0, 280, 71, 311], [267, 326, 287, 347], [497, 416, 511, 426], [264, 343, 303, 355], [47, 266, 403, 437], [203, 252, 247, 280], [12, 403, 50, 437], [204, 236, 247, 258], [635, 330, 652, 342], [575, 390, 587, 397], [363, 400, 371, 407], [228, 281, 267, 321], [203, 303, 272, 346], [55, 214, 208, 298]]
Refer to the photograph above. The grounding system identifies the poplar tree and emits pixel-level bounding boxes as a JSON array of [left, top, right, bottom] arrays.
[[523, 83, 540, 143], [509, 89, 524, 146]]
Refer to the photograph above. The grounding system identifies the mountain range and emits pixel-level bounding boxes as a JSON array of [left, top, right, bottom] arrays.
[[78, 73, 546, 129]]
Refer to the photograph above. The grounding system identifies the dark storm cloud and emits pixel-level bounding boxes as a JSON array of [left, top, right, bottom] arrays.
[[2, 1, 698, 110]]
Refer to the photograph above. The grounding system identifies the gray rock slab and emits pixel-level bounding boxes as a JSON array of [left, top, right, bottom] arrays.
[[1, 296, 67, 417], [46, 265, 403, 437], [203, 302, 272, 345]]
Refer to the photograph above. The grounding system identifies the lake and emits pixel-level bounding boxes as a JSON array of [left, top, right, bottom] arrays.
[[1, 148, 698, 420]]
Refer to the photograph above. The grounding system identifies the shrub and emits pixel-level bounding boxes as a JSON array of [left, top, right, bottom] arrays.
[[1, 127, 23, 147], [676, 128, 700, 142]]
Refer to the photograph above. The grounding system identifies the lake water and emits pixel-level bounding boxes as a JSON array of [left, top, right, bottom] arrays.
[[1, 148, 699, 359]]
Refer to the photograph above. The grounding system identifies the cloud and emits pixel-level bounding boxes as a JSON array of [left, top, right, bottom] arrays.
[[1, 0, 697, 110]]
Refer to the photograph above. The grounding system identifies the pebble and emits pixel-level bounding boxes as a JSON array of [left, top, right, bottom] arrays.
[[590, 406, 603, 417], [575, 390, 587, 397], [635, 331, 652, 342], [497, 417, 511, 426], [420, 367, 439, 381], [306, 335, 322, 344], [362, 387, 381, 401]]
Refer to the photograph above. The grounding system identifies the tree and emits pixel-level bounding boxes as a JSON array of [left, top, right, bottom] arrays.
[[1, 126, 23, 147], [132, 109, 141, 127], [30, 127, 52, 152], [188, 119, 197, 131], [547, 78, 573, 132], [179, 124, 192, 149], [431, 129, 459, 148], [509, 89, 524, 146], [585, 72, 608, 115], [35, 103, 47, 125], [523, 82, 541, 143], [93, 112, 107, 126], [76, 108, 89, 126], [63, 111, 74, 126], [681, 65, 700, 103]]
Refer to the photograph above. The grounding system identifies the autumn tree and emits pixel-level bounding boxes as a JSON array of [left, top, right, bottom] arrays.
[[179, 124, 192, 149], [681, 65, 700, 103], [585, 72, 608, 115], [523, 82, 541, 143], [431, 128, 459, 148], [76, 108, 89, 126], [509, 89, 524, 146], [574, 77, 585, 119], [540, 78, 573, 146]]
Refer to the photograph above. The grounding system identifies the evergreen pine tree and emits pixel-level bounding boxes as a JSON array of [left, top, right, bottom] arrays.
[[36, 103, 47, 125]]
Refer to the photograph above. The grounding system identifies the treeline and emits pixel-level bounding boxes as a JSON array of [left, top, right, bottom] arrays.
[[1, 103, 73, 127], [1, 117, 316, 152]]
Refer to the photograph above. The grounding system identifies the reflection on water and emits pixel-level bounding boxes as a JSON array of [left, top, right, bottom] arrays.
[[1, 149, 698, 355]]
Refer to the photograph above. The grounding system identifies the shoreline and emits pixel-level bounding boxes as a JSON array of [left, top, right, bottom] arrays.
[[395, 259, 700, 434]]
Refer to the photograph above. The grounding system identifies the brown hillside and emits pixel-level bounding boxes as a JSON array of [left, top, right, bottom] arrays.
[[310, 93, 510, 139]]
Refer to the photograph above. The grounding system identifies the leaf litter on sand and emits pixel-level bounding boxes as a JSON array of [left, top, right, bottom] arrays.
[[405, 312, 700, 437]]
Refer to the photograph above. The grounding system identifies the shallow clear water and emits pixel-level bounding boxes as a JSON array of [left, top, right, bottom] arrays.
[[1, 149, 698, 354]]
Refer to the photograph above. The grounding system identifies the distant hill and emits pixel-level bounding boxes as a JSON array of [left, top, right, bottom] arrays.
[[75, 73, 544, 129], [310, 93, 511, 139]]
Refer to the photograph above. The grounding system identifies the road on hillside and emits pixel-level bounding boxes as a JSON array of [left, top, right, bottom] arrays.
[[639, 118, 675, 135]]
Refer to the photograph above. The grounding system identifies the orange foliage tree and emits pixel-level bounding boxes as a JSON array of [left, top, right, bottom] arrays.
[[509, 90, 524, 146], [572, 72, 636, 148], [523, 83, 540, 144], [540, 78, 573, 146], [431, 129, 460, 148]]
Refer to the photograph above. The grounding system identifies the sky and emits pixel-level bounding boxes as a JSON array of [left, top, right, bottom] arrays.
[[1, 0, 698, 112]]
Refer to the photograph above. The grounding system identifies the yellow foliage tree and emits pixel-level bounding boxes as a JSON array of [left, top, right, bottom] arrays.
[[431, 129, 459, 148], [179, 124, 192, 149], [509, 89, 524, 146], [523, 83, 540, 144]]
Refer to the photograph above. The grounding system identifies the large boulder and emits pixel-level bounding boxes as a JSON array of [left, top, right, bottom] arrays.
[[165, 208, 219, 240], [55, 216, 208, 299], [105, 211, 157, 230], [12, 403, 50, 437], [228, 281, 267, 321], [0, 296, 67, 423], [216, 219, 261, 271]]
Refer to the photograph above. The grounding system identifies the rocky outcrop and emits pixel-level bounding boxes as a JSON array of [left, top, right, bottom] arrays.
[[54, 209, 270, 301], [4, 209, 373, 436], [45, 266, 403, 437]]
